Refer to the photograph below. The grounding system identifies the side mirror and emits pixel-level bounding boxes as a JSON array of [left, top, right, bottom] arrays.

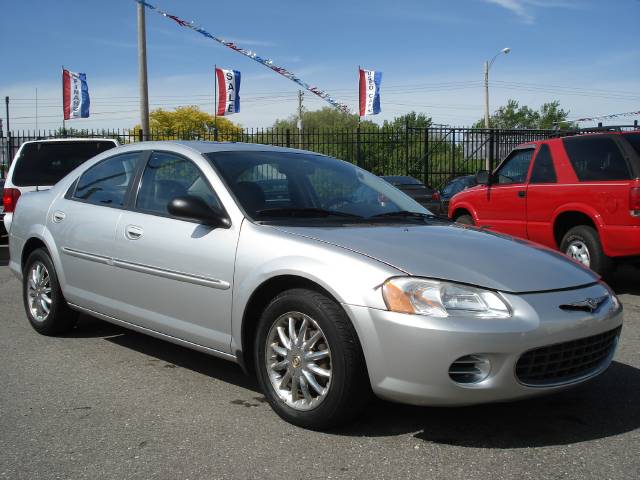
[[168, 195, 231, 228], [476, 170, 491, 185]]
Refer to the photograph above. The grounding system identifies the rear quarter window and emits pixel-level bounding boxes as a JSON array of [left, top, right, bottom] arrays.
[[562, 136, 631, 181], [12, 141, 116, 187]]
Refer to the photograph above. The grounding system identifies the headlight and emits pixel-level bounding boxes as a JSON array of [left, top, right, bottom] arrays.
[[382, 277, 511, 318]]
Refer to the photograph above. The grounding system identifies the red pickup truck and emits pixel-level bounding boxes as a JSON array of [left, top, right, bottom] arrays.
[[448, 130, 640, 275]]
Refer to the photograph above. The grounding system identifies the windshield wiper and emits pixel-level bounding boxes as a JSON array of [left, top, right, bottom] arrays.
[[255, 207, 363, 219], [370, 210, 438, 219]]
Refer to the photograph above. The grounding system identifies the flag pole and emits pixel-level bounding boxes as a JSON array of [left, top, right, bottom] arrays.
[[357, 65, 361, 126], [214, 64, 217, 137], [61, 65, 66, 132]]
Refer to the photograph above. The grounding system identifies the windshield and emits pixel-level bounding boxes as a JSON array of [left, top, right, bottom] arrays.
[[205, 151, 430, 222], [12, 141, 116, 187]]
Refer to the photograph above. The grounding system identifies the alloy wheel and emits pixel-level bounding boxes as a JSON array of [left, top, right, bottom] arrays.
[[566, 240, 591, 267], [27, 261, 52, 322], [265, 311, 332, 411]]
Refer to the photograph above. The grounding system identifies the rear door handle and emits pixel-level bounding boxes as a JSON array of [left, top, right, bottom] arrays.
[[517, 191, 526, 198], [125, 225, 144, 240], [52, 211, 66, 223]]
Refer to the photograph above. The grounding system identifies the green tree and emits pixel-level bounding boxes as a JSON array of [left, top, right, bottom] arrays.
[[273, 106, 377, 130], [132, 106, 242, 140], [473, 99, 574, 129], [383, 111, 432, 129]]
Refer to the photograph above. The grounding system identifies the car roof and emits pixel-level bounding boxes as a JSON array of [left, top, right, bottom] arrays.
[[19, 138, 119, 145]]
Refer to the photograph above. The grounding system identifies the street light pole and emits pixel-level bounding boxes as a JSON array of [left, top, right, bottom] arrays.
[[483, 47, 510, 170]]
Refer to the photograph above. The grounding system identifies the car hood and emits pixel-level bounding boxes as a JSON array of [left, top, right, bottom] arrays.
[[274, 223, 598, 293]]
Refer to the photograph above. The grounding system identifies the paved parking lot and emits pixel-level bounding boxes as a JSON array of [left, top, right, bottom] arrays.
[[0, 236, 638, 480]]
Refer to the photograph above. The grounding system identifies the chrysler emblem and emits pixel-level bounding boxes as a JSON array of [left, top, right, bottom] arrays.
[[559, 295, 608, 313]]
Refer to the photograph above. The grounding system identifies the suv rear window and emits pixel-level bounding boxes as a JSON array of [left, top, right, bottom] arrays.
[[12, 141, 116, 187], [563, 136, 631, 181]]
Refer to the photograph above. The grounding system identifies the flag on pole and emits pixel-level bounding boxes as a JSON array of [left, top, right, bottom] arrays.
[[215, 67, 241, 115], [358, 68, 382, 116], [62, 69, 90, 120]]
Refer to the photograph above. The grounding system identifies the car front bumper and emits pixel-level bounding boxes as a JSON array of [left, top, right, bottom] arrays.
[[344, 282, 623, 406]]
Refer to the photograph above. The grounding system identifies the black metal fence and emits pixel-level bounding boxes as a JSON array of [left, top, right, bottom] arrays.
[[1, 126, 559, 187]]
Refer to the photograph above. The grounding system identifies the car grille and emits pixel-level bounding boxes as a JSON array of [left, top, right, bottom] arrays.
[[516, 327, 621, 386]]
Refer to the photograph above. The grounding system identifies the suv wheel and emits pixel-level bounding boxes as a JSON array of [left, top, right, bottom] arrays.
[[255, 288, 370, 430], [23, 248, 78, 335], [560, 225, 613, 276], [455, 214, 474, 225]]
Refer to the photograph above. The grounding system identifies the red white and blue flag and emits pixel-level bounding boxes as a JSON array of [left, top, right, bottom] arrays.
[[359, 68, 382, 116], [62, 69, 90, 120], [216, 67, 241, 116]]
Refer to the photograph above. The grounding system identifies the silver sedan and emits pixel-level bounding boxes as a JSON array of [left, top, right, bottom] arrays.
[[8, 142, 623, 429]]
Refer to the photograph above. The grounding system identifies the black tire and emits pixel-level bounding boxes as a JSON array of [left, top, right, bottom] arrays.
[[23, 248, 78, 336], [560, 225, 613, 276], [254, 288, 370, 430], [455, 213, 474, 225]]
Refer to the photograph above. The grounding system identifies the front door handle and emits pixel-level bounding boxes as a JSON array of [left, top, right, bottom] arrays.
[[517, 190, 526, 198], [52, 211, 66, 223], [125, 225, 144, 240]]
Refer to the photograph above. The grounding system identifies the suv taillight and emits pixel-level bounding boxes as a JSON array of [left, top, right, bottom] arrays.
[[432, 191, 441, 201], [631, 187, 640, 217], [2, 188, 21, 213]]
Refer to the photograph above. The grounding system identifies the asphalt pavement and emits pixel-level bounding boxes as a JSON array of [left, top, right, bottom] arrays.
[[0, 236, 638, 480]]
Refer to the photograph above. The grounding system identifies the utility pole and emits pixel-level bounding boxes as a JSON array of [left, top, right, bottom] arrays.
[[483, 61, 490, 131], [137, 2, 150, 140], [5, 96, 9, 136], [297, 90, 304, 148]]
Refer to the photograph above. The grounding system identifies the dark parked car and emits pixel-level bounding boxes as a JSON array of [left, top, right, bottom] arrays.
[[439, 175, 477, 213], [381, 175, 441, 213]]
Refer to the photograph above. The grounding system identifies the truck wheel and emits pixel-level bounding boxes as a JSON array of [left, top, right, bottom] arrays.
[[560, 225, 613, 276], [23, 248, 78, 336], [255, 288, 370, 430], [455, 214, 474, 225]]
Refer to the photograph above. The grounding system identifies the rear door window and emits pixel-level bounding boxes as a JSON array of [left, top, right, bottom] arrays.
[[529, 144, 557, 183], [72, 152, 139, 207], [12, 141, 116, 187], [563, 136, 631, 181]]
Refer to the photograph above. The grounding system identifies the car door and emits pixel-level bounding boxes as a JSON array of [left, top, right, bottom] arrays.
[[49, 151, 142, 315], [525, 143, 560, 247], [475, 147, 534, 238], [110, 150, 239, 353]]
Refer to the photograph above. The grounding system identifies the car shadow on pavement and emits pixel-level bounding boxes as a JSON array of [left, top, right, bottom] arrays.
[[69, 315, 261, 393], [335, 361, 640, 448], [607, 264, 640, 295]]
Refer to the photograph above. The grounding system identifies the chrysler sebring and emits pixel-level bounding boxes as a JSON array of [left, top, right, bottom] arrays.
[[8, 142, 623, 429]]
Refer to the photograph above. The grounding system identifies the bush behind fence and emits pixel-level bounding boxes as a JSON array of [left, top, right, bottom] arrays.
[[1, 126, 558, 187]]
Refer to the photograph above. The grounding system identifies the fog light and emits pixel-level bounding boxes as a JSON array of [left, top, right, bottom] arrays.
[[449, 355, 491, 384]]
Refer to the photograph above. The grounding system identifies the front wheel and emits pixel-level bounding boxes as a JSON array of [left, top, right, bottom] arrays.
[[23, 248, 78, 335], [255, 288, 370, 430], [560, 225, 613, 276], [455, 213, 474, 225]]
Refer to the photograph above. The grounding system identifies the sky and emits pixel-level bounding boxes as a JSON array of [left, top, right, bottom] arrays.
[[1, 0, 639, 132]]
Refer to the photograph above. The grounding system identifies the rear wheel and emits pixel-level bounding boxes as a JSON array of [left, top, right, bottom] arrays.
[[255, 288, 370, 430], [455, 213, 474, 225], [560, 225, 613, 276], [23, 248, 78, 335]]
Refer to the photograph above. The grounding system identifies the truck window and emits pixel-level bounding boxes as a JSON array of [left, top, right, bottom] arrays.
[[12, 141, 117, 187], [495, 149, 534, 184], [529, 144, 557, 183], [562, 136, 630, 181]]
